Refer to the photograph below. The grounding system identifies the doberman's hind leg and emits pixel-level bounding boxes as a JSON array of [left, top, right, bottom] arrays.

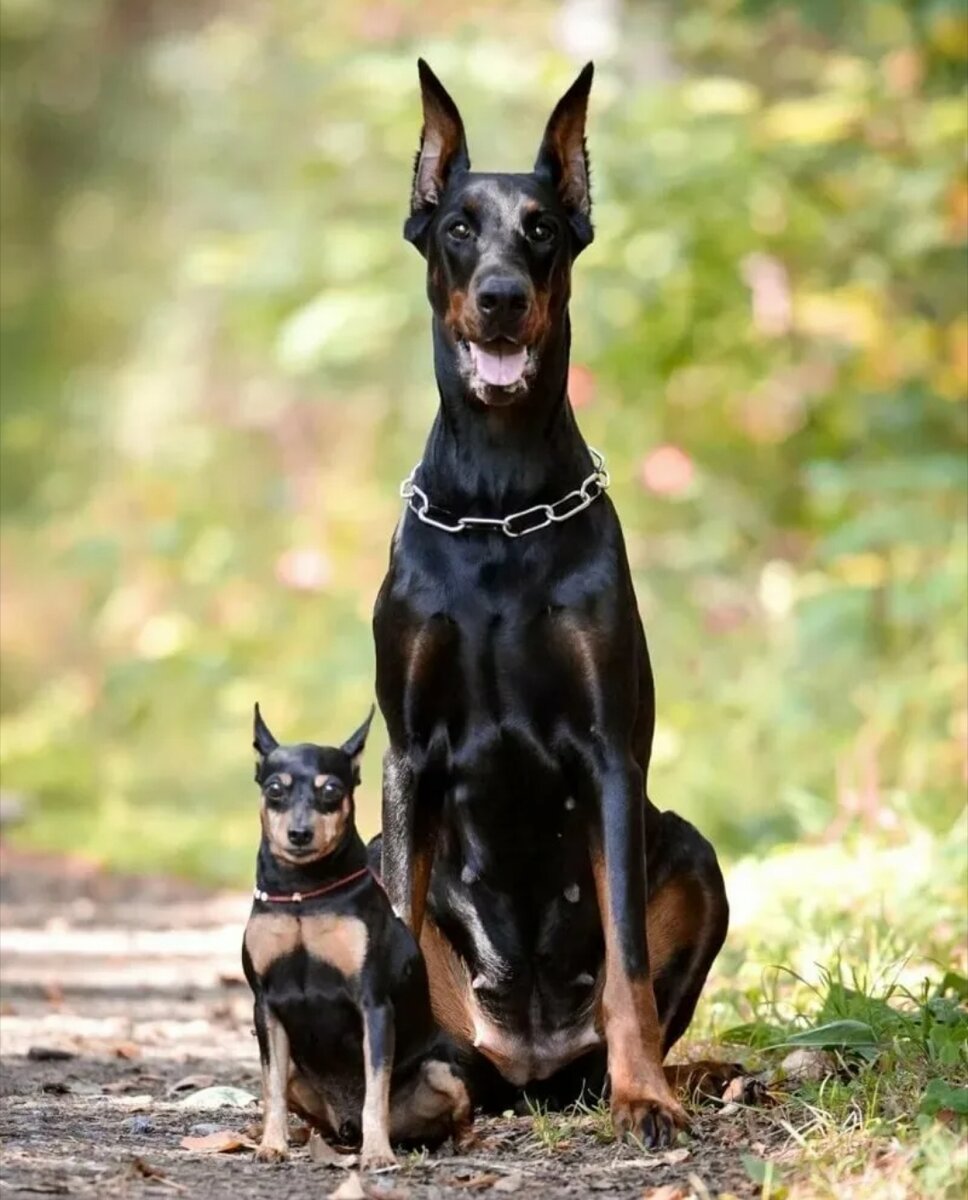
[[644, 810, 738, 1101], [389, 1058, 474, 1151]]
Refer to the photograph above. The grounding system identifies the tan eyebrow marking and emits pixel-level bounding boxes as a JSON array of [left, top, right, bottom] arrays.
[[313, 774, 327, 788], [279, 773, 292, 786]]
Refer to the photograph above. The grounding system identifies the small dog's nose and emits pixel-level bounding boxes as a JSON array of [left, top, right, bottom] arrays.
[[288, 827, 313, 848], [475, 276, 528, 321]]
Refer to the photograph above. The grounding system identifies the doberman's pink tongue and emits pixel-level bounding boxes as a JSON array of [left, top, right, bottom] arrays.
[[469, 342, 527, 387]]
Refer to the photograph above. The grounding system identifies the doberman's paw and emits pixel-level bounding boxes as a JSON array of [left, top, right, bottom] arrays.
[[611, 1093, 689, 1150], [452, 1121, 476, 1153], [254, 1141, 288, 1163], [360, 1144, 398, 1172]]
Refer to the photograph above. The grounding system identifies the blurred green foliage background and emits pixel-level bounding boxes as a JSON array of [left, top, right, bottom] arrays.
[[1, 0, 965, 884]]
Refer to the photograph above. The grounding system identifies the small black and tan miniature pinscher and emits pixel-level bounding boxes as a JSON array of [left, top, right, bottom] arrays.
[[241, 704, 472, 1169], [373, 61, 737, 1148]]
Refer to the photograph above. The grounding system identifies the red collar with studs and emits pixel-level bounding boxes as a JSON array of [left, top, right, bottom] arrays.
[[252, 864, 374, 904]]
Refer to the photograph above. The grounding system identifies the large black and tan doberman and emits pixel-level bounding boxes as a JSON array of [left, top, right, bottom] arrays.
[[373, 60, 732, 1147]]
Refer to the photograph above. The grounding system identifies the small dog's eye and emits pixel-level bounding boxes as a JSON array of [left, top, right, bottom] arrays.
[[448, 220, 471, 242], [322, 779, 345, 801], [264, 781, 285, 803], [527, 220, 556, 244]]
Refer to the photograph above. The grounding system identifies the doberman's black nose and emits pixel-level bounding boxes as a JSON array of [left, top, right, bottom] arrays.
[[475, 275, 528, 322], [288, 827, 313, 848]]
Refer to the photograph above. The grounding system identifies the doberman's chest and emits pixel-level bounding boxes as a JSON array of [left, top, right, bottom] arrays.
[[380, 598, 605, 749]]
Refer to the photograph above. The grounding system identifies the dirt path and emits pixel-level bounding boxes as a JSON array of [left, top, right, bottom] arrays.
[[0, 848, 778, 1199]]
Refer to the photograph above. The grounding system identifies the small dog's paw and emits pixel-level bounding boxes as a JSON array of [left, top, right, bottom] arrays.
[[360, 1145, 398, 1172], [254, 1141, 288, 1163], [611, 1092, 689, 1150]]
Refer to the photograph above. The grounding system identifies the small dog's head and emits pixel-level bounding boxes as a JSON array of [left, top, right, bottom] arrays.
[[251, 704, 374, 865], [404, 59, 594, 407]]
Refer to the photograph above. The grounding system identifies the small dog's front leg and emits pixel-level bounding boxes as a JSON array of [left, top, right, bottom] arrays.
[[360, 1001, 396, 1171], [254, 1002, 290, 1162]]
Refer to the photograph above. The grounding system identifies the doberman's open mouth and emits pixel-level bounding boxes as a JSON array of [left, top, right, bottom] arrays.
[[467, 339, 528, 388]]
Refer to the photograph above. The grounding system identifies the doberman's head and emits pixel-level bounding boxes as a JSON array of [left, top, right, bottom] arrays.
[[252, 704, 374, 865], [405, 59, 594, 408]]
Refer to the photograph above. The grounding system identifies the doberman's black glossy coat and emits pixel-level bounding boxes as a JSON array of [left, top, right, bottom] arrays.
[[241, 707, 471, 1170], [373, 62, 731, 1148]]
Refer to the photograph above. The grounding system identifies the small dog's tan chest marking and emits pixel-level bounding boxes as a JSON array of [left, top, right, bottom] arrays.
[[245, 914, 300, 976], [245, 911, 368, 977], [301, 912, 368, 976]]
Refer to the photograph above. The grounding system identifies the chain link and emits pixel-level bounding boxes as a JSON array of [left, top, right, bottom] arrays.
[[400, 448, 609, 538]]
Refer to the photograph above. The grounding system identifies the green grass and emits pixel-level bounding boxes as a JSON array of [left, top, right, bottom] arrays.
[[526, 1098, 579, 1154], [685, 829, 968, 1199]]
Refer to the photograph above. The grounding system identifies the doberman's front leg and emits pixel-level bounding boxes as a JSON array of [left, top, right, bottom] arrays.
[[254, 1002, 291, 1162], [360, 1001, 396, 1171], [590, 756, 688, 1148], [381, 747, 438, 939]]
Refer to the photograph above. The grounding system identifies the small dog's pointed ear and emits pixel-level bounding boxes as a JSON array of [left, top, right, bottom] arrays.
[[405, 59, 470, 248], [534, 63, 594, 249], [341, 705, 375, 785], [253, 703, 278, 777]]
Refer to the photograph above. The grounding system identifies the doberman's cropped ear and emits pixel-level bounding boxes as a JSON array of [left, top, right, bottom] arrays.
[[341, 705, 375, 786], [405, 59, 470, 249], [253, 703, 278, 778], [534, 63, 594, 249]]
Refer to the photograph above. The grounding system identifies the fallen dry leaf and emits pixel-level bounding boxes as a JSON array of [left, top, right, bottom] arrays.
[[26, 1045, 75, 1061], [660, 1147, 690, 1165], [113, 1041, 141, 1060], [103, 1077, 149, 1095], [126, 1157, 187, 1192], [179, 1129, 256, 1154], [365, 1181, 411, 1200], [492, 1173, 525, 1194], [329, 1174, 368, 1200], [643, 1186, 689, 1200], [309, 1130, 359, 1168], [168, 1073, 216, 1096], [176, 1084, 257, 1110], [452, 1175, 501, 1191]]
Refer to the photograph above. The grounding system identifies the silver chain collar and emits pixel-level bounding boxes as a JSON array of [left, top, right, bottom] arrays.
[[400, 448, 610, 538]]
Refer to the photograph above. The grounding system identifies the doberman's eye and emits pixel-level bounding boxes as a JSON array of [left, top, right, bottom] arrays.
[[527, 220, 556, 245], [447, 220, 471, 242], [264, 780, 286, 804]]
